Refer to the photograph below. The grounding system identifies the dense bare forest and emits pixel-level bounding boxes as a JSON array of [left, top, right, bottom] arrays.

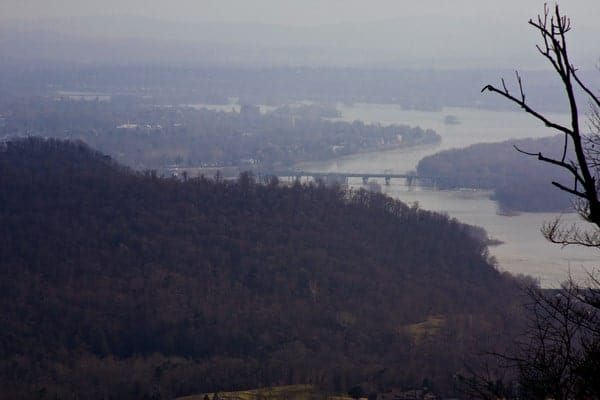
[[0, 138, 526, 399]]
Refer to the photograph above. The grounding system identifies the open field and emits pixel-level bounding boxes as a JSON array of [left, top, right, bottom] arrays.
[[177, 384, 346, 400]]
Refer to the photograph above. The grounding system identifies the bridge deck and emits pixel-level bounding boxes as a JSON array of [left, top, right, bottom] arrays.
[[266, 171, 428, 180], [271, 171, 413, 178], [259, 171, 452, 187]]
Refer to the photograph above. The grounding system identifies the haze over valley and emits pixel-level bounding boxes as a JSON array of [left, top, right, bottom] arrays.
[[1, 1, 600, 399]]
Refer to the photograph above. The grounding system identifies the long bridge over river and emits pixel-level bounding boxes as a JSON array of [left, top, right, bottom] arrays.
[[260, 170, 456, 187]]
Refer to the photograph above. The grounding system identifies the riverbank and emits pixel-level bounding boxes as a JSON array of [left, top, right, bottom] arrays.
[[295, 104, 592, 288]]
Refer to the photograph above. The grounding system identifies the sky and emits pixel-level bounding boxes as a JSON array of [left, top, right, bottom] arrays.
[[1, 0, 599, 27], [1, 1, 599, 69]]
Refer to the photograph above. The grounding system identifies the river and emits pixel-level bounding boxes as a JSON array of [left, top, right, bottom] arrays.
[[297, 104, 598, 287]]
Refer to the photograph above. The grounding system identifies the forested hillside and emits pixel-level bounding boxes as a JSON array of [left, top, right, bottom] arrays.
[[0, 138, 524, 399], [417, 136, 573, 213]]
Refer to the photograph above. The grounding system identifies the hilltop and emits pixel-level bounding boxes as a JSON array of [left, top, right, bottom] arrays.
[[0, 138, 525, 399]]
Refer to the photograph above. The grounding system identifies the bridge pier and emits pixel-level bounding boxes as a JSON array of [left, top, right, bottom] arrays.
[[362, 176, 369, 185], [385, 176, 391, 185]]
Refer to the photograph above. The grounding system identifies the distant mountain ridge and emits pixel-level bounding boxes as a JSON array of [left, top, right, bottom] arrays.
[[3, 14, 597, 68]]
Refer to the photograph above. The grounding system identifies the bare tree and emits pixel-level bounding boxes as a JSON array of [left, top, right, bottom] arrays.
[[459, 276, 600, 399], [505, 280, 600, 400], [482, 3, 600, 247], [476, 5, 600, 399]]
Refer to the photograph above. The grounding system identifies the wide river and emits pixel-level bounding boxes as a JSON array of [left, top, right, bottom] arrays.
[[297, 104, 598, 287]]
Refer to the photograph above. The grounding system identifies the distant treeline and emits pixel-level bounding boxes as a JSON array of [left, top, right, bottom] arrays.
[[0, 64, 573, 113], [0, 138, 525, 399], [417, 136, 573, 213], [0, 98, 439, 171]]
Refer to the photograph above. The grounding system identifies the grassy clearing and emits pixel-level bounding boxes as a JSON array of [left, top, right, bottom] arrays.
[[177, 384, 343, 400], [402, 315, 447, 338]]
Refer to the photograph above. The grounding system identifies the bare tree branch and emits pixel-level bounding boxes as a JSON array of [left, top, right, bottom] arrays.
[[513, 145, 586, 188], [483, 3, 600, 237], [481, 84, 573, 136], [479, 7, 600, 397]]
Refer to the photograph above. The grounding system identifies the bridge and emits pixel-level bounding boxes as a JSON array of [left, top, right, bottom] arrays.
[[260, 170, 448, 187]]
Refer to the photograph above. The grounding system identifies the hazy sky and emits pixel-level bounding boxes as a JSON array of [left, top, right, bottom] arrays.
[[2, 1, 599, 69], [1, 0, 599, 27]]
